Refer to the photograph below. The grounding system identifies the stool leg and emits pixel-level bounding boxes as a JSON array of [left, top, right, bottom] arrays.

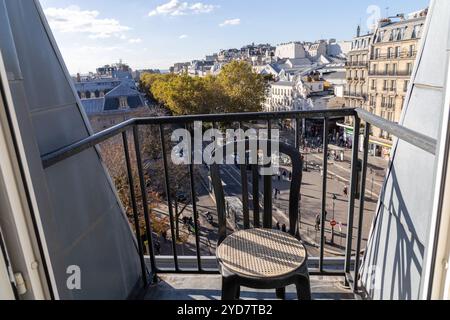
[[295, 275, 312, 300], [276, 288, 286, 300], [222, 276, 239, 300], [235, 285, 241, 300]]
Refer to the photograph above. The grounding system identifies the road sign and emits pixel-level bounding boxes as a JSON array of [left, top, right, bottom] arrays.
[[330, 220, 337, 227]]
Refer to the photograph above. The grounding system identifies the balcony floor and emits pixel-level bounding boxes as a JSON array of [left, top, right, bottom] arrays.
[[145, 274, 356, 300]]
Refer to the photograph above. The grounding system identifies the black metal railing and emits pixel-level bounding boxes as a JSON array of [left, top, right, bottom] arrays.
[[368, 70, 412, 77], [345, 61, 369, 68], [41, 107, 437, 296], [370, 51, 417, 61], [344, 92, 367, 101]]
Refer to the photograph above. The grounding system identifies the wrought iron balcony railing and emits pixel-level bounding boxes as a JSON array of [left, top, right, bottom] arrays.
[[370, 51, 417, 61], [41, 108, 437, 297], [345, 61, 369, 68], [344, 92, 367, 100], [368, 70, 412, 77]]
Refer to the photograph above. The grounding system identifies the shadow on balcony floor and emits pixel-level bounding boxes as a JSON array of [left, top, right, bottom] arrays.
[[145, 274, 356, 300]]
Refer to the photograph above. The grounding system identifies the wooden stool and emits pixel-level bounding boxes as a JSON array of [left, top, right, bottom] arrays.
[[217, 229, 311, 300]]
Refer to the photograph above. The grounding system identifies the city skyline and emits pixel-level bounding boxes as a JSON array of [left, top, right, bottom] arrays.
[[39, 0, 429, 73]]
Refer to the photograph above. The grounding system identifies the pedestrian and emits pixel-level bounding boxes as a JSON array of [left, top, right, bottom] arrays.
[[343, 185, 348, 196], [155, 241, 161, 255], [315, 214, 321, 231], [206, 212, 213, 225], [276, 222, 281, 230], [282, 224, 287, 233]]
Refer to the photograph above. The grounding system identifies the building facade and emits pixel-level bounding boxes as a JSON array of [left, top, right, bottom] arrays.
[[74, 65, 148, 132], [344, 29, 373, 118], [266, 81, 295, 111], [368, 11, 427, 139]]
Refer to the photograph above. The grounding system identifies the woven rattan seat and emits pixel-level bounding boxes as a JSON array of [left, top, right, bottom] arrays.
[[217, 229, 307, 279]]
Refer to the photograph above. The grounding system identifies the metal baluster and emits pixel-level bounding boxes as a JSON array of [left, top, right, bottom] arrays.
[[263, 120, 273, 228], [354, 123, 370, 292], [239, 122, 250, 229], [295, 118, 301, 151], [122, 131, 148, 285], [186, 124, 202, 271], [252, 164, 260, 228], [159, 124, 179, 271], [320, 118, 329, 272], [344, 117, 361, 284], [132, 126, 157, 280]]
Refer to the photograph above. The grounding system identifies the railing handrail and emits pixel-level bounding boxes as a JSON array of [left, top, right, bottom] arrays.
[[356, 108, 437, 155], [41, 108, 356, 169]]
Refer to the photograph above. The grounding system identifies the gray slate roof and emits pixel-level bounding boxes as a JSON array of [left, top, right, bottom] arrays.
[[105, 83, 141, 98], [81, 98, 105, 114]]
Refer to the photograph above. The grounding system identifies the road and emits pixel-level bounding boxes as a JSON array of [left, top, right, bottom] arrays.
[[152, 122, 389, 263]]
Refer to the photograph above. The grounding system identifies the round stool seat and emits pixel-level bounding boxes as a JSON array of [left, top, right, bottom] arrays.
[[217, 229, 307, 279]]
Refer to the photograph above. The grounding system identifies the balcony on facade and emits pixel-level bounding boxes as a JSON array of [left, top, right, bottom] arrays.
[[370, 51, 418, 61], [345, 61, 369, 68], [343, 91, 367, 100], [368, 70, 413, 77]]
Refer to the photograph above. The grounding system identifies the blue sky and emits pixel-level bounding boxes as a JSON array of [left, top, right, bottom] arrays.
[[39, 0, 430, 74]]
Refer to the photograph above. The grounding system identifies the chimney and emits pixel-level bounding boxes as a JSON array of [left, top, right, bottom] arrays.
[[357, 25, 361, 37], [76, 73, 81, 82]]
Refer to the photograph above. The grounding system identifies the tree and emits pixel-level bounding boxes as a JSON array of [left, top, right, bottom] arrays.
[[141, 61, 267, 115], [217, 61, 267, 113]]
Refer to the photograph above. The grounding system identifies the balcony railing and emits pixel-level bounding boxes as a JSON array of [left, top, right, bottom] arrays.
[[345, 61, 369, 68], [368, 70, 412, 77], [370, 51, 417, 61], [41, 108, 437, 298], [344, 91, 367, 100]]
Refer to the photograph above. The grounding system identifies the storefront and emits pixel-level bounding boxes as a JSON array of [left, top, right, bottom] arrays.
[[336, 122, 393, 159]]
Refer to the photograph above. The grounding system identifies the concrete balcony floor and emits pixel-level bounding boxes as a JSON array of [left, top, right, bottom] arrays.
[[145, 274, 357, 300]]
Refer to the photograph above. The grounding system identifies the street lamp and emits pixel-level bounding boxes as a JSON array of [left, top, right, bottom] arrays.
[[331, 194, 337, 245]]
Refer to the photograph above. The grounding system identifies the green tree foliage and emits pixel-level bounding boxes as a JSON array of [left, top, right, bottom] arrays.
[[140, 61, 267, 115]]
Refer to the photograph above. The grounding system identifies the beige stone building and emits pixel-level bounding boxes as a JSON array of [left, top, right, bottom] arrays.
[[368, 10, 427, 141], [344, 28, 373, 123], [343, 9, 428, 158]]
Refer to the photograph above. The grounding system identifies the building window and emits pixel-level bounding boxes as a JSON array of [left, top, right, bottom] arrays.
[[119, 97, 128, 109], [390, 80, 396, 91], [371, 79, 376, 90], [388, 47, 393, 58], [392, 64, 397, 75], [407, 63, 413, 74], [404, 80, 410, 92], [395, 46, 401, 58], [409, 45, 416, 57], [383, 80, 388, 91], [412, 25, 421, 39], [389, 97, 395, 108]]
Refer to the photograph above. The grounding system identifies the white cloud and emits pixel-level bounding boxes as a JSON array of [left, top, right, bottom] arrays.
[[179, 34, 188, 39], [149, 0, 218, 17], [44, 5, 131, 39], [219, 18, 241, 27], [129, 38, 143, 44]]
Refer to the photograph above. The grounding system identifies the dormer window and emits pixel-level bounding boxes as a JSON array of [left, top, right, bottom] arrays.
[[119, 97, 128, 109]]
